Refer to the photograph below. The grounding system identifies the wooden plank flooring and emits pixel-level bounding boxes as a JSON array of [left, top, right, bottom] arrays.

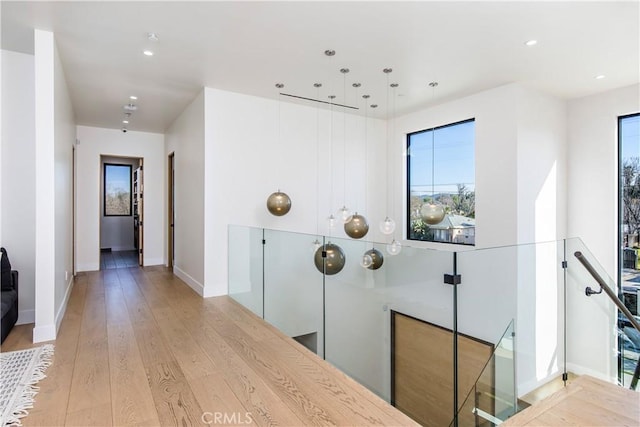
[[1, 266, 418, 427], [502, 375, 640, 426]]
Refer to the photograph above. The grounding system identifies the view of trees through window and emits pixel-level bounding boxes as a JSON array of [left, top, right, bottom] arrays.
[[619, 112, 640, 388], [407, 119, 475, 245], [104, 163, 132, 216]]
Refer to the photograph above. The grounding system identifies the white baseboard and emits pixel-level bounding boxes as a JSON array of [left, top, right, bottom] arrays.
[[55, 276, 74, 332], [33, 323, 56, 343], [143, 257, 164, 267], [173, 266, 204, 296], [565, 362, 616, 383], [17, 309, 35, 325], [517, 370, 562, 397], [203, 284, 227, 298], [77, 262, 99, 272]]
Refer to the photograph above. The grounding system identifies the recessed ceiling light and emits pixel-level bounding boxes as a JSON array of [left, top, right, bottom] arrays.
[[143, 50, 154, 56], [595, 75, 606, 79], [123, 120, 129, 124], [129, 95, 138, 100], [525, 40, 538, 46]]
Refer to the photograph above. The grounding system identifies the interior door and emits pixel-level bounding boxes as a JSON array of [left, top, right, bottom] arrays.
[[392, 311, 494, 426], [136, 159, 144, 266], [168, 152, 175, 269]]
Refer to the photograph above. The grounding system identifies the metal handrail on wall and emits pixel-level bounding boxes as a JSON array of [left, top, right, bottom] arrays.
[[574, 251, 640, 334]]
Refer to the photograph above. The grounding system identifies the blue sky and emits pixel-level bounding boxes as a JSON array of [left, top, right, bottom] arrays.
[[408, 120, 475, 195], [621, 115, 640, 161], [105, 164, 131, 193]]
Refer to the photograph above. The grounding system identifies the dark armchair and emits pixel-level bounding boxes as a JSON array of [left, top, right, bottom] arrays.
[[1, 247, 18, 344]]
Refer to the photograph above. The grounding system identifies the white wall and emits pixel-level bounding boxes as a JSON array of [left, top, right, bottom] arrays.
[[204, 87, 387, 297], [1, 49, 36, 324], [165, 91, 205, 293], [100, 156, 139, 251], [53, 39, 75, 330], [566, 83, 640, 381], [76, 126, 165, 271], [33, 30, 57, 342], [33, 30, 76, 342]]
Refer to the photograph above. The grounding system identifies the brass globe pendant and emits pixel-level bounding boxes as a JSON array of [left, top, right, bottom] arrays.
[[344, 213, 369, 239], [314, 243, 346, 275], [363, 248, 384, 270], [420, 202, 445, 225], [266, 190, 291, 216]]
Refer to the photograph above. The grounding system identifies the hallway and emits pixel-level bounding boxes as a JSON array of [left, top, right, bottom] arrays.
[[99, 250, 138, 270], [1, 267, 415, 426]]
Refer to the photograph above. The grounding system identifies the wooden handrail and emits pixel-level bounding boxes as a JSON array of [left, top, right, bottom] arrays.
[[574, 251, 640, 334]]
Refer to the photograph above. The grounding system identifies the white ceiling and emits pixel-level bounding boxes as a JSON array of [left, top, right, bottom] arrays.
[[2, 1, 639, 134]]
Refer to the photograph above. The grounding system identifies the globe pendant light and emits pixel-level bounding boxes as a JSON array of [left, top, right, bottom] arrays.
[[314, 242, 346, 275], [360, 252, 373, 268], [267, 190, 291, 216], [344, 213, 369, 239], [363, 248, 384, 270], [379, 217, 396, 234], [379, 69, 396, 235], [420, 202, 445, 225], [267, 83, 291, 216], [386, 239, 402, 255], [420, 83, 445, 225]]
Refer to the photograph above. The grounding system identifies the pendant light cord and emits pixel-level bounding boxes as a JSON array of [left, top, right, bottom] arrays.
[[385, 70, 390, 218], [342, 69, 349, 211], [364, 95, 368, 222], [391, 82, 397, 236], [430, 82, 437, 202], [315, 83, 321, 237]]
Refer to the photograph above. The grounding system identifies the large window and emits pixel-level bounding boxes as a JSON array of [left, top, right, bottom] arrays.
[[104, 163, 132, 216], [618, 112, 640, 388], [407, 119, 475, 245]]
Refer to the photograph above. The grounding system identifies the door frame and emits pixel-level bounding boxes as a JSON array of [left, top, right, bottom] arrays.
[[168, 152, 175, 270]]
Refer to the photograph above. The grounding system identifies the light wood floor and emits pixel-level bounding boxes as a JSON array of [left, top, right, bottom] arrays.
[[502, 375, 640, 426], [1, 266, 418, 427]]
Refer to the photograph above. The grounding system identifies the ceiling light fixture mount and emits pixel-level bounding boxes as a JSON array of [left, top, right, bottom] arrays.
[[325, 50, 336, 57], [147, 33, 159, 42]]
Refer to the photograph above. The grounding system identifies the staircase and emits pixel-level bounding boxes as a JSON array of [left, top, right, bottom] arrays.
[[502, 375, 640, 426]]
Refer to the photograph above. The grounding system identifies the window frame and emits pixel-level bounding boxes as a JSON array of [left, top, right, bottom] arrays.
[[406, 118, 476, 246], [103, 163, 133, 217], [617, 112, 640, 386]]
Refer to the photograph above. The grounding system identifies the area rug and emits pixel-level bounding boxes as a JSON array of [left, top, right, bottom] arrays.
[[0, 345, 54, 426]]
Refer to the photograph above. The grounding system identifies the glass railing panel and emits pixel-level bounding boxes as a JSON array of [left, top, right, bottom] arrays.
[[457, 240, 565, 407], [263, 229, 324, 356], [565, 238, 619, 384], [323, 235, 455, 426], [453, 320, 516, 427], [228, 225, 264, 317]]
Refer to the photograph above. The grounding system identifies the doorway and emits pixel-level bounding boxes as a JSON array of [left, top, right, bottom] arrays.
[[100, 155, 143, 269], [168, 152, 175, 270], [391, 311, 494, 426]]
